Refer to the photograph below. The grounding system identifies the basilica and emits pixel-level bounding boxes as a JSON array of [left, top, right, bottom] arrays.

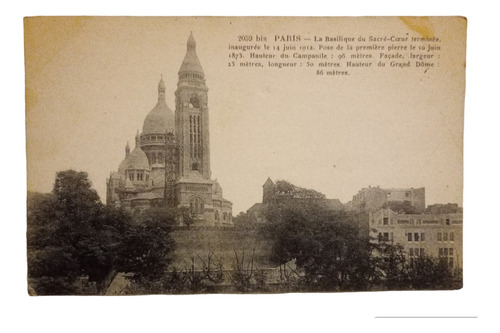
[[106, 33, 233, 226]]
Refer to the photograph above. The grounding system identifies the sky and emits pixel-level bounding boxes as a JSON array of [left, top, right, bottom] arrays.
[[25, 17, 465, 214]]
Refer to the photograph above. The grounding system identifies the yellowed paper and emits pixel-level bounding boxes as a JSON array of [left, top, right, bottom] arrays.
[[25, 17, 466, 295]]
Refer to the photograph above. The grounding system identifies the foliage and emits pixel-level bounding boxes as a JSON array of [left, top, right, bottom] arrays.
[[124, 251, 225, 294], [118, 207, 176, 282], [229, 249, 268, 293], [262, 180, 461, 292], [27, 170, 177, 295], [263, 200, 377, 292], [374, 241, 410, 290], [233, 211, 256, 228], [407, 256, 456, 290], [274, 180, 326, 200], [177, 206, 194, 228], [27, 171, 124, 294]]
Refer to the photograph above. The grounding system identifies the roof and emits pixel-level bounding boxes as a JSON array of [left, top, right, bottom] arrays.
[[178, 32, 204, 75], [142, 98, 174, 135], [124, 146, 150, 171], [247, 203, 263, 213], [263, 177, 274, 187], [109, 171, 123, 179]]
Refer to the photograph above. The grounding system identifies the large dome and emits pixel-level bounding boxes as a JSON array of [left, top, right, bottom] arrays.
[[142, 99, 175, 135]]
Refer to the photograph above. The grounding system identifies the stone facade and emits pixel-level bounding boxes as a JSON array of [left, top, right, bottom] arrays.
[[351, 186, 425, 213], [106, 33, 232, 226], [246, 178, 344, 224], [369, 208, 463, 269]]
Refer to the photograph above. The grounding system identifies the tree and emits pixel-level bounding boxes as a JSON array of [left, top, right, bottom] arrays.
[[28, 170, 180, 294], [27, 170, 131, 294], [233, 211, 255, 228], [407, 256, 456, 290], [375, 240, 460, 291], [178, 206, 194, 228], [117, 207, 176, 282], [375, 241, 410, 290], [263, 196, 377, 292]]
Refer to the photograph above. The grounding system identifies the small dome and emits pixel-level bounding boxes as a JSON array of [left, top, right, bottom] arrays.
[[124, 146, 150, 171], [142, 99, 175, 135], [213, 181, 223, 197], [118, 156, 129, 173]]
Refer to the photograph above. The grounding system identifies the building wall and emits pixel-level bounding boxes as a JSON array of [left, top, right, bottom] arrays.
[[352, 186, 425, 213], [369, 208, 463, 268]]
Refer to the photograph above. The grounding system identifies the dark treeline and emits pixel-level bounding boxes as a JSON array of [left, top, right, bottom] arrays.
[[27, 170, 175, 295]]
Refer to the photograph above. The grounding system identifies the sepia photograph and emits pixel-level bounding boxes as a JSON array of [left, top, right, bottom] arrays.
[[24, 16, 467, 296]]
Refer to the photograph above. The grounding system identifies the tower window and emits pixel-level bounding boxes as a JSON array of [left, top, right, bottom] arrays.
[[190, 96, 200, 108], [189, 115, 202, 159]]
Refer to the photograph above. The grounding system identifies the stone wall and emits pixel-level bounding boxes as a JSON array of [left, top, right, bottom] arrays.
[[169, 227, 275, 271]]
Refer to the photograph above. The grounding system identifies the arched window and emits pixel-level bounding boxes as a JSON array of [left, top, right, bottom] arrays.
[[190, 96, 200, 108], [158, 152, 164, 163], [223, 212, 227, 221], [215, 210, 219, 221], [190, 197, 205, 215]]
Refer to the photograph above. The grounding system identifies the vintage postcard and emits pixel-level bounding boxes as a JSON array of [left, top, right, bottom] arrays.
[[25, 16, 465, 295]]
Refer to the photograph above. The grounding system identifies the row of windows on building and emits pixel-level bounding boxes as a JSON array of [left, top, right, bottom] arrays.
[[214, 210, 231, 222], [437, 232, 455, 242], [407, 232, 455, 242], [409, 248, 424, 257], [147, 151, 164, 165], [378, 231, 456, 243], [378, 232, 393, 242], [439, 248, 455, 266], [180, 73, 204, 81], [142, 135, 166, 143], [128, 172, 149, 182], [380, 217, 457, 226], [407, 232, 425, 242], [408, 248, 455, 266]]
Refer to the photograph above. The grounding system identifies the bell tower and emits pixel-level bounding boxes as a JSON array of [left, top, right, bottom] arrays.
[[175, 32, 211, 180]]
